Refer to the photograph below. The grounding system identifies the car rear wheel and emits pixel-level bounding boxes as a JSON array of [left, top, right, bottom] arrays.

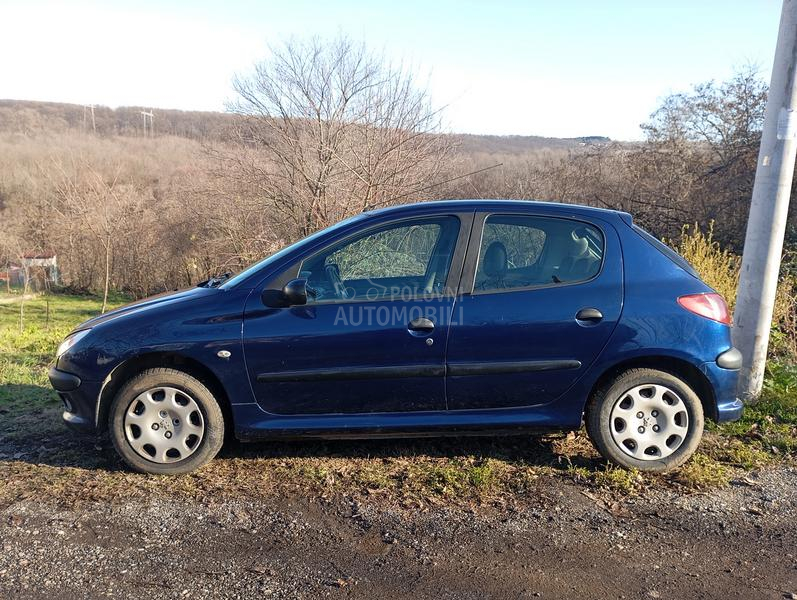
[[109, 368, 225, 475], [585, 368, 704, 472]]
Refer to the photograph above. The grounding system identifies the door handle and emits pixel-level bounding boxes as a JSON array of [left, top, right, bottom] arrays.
[[408, 317, 435, 334], [576, 308, 603, 323]]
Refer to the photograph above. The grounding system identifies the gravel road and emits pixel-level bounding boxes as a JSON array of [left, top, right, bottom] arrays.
[[1, 466, 795, 599]]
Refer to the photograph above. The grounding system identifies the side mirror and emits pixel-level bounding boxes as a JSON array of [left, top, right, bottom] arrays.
[[282, 278, 310, 306], [262, 278, 315, 307]]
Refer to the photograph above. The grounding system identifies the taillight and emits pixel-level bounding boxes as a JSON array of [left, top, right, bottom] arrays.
[[677, 293, 731, 325]]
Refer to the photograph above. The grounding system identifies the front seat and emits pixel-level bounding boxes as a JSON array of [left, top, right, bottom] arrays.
[[479, 241, 508, 289]]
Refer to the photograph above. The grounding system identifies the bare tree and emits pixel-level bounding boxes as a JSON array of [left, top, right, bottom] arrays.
[[48, 159, 142, 312], [529, 67, 769, 248], [217, 35, 453, 250]]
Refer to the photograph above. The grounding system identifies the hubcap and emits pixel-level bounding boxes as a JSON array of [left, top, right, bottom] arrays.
[[123, 387, 204, 464], [609, 384, 689, 460]]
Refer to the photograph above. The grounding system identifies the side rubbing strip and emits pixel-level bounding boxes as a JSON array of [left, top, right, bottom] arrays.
[[447, 360, 582, 376], [257, 364, 445, 383]]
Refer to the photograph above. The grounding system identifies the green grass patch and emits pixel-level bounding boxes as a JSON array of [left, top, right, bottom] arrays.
[[709, 361, 797, 460], [674, 453, 731, 489], [0, 293, 126, 439], [592, 465, 643, 493]]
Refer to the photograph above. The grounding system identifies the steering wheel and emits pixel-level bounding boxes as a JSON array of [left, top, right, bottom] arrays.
[[324, 263, 350, 299]]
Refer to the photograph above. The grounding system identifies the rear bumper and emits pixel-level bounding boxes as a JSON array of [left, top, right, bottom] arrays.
[[716, 397, 744, 422], [700, 352, 743, 423], [48, 367, 101, 433]]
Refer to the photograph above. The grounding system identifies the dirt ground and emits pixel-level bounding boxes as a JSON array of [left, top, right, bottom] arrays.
[[1, 457, 795, 600]]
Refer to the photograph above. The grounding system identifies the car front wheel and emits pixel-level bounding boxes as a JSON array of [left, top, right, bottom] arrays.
[[585, 368, 704, 472], [108, 368, 225, 475]]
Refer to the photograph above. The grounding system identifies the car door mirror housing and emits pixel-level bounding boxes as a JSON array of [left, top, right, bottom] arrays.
[[283, 278, 311, 306], [262, 278, 314, 307]]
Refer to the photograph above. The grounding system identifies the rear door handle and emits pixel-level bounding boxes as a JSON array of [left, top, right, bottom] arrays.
[[575, 308, 603, 323], [408, 317, 435, 334]]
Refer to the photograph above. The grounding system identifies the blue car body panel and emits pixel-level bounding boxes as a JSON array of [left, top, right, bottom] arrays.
[[445, 213, 624, 411], [48, 199, 742, 437], [241, 296, 456, 414]]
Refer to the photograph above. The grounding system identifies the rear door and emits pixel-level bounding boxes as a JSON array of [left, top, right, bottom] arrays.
[[445, 211, 623, 410]]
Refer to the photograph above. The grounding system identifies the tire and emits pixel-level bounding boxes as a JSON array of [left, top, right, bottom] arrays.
[[108, 368, 225, 475], [585, 368, 704, 473]]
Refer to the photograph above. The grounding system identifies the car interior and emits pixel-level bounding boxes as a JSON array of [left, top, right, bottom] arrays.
[[298, 214, 603, 302], [300, 216, 460, 302], [474, 216, 603, 291]]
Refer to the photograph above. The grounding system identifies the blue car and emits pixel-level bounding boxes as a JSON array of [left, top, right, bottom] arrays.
[[49, 200, 743, 475]]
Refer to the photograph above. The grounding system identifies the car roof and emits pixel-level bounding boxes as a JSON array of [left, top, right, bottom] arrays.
[[364, 199, 631, 222]]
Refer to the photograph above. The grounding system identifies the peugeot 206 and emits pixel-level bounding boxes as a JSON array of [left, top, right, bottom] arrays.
[[49, 200, 743, 474]]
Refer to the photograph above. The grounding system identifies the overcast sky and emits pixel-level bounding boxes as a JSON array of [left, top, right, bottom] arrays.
[[0, 0, 784, 140]]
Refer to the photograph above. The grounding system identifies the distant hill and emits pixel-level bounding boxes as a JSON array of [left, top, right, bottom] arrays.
[[0, 99, 234, 140], [452, 133, 610, 155], [0, 99, 611, 154]]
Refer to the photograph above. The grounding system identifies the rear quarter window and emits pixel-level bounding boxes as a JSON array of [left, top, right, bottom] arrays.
[[630, 224, 699, 278]]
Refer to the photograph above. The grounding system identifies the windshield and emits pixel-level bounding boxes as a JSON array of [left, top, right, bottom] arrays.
[[219, 213, 369, 289]]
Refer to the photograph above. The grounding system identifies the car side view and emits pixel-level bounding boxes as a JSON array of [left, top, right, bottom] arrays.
[[48, 200, 744, 475]]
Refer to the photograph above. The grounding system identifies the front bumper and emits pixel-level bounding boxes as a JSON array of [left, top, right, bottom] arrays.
[[48, 367, 101, 433]]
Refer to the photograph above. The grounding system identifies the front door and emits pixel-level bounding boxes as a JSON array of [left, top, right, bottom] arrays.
[[242, 214, 467, 415], [445, 212, 623, 410]]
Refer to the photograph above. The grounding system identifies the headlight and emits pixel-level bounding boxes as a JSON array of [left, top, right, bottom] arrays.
[[57, 329, 91, 358]]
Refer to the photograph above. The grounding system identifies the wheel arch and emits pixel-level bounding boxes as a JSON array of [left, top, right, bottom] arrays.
[[96, 352, 234, 435], [585, 355, 718, 422]]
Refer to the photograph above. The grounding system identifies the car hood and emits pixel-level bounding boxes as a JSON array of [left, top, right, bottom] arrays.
[[74, 287, 216, 332]]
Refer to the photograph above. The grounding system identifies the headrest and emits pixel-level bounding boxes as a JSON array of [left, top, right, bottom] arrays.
[[569, 234, 589, 258], [483, 241, 508, 278]]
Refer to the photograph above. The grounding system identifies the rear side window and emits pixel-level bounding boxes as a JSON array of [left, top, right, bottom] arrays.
[[474, 215, 604, 293], [630, 224, 699, 278]]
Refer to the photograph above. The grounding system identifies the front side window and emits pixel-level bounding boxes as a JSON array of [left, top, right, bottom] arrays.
[[474, 215, 604, 293], [301, 216, 460, 302]]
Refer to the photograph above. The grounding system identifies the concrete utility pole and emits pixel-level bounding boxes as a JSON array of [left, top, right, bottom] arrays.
[[734, 0, 797, 400]]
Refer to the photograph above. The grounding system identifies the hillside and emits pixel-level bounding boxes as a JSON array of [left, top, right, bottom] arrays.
[[0, 99, 234, 140], [0, 96, 622, 299], [0, 99, 609, 154], [452, 133, 610, 154]]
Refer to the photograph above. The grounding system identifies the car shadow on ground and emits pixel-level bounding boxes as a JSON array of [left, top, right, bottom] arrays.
[[225, 434, 594, 469], [0, 382, 602, 473]]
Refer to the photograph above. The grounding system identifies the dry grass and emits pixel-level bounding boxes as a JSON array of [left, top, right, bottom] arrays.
[[671, 222, 740, 310]]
